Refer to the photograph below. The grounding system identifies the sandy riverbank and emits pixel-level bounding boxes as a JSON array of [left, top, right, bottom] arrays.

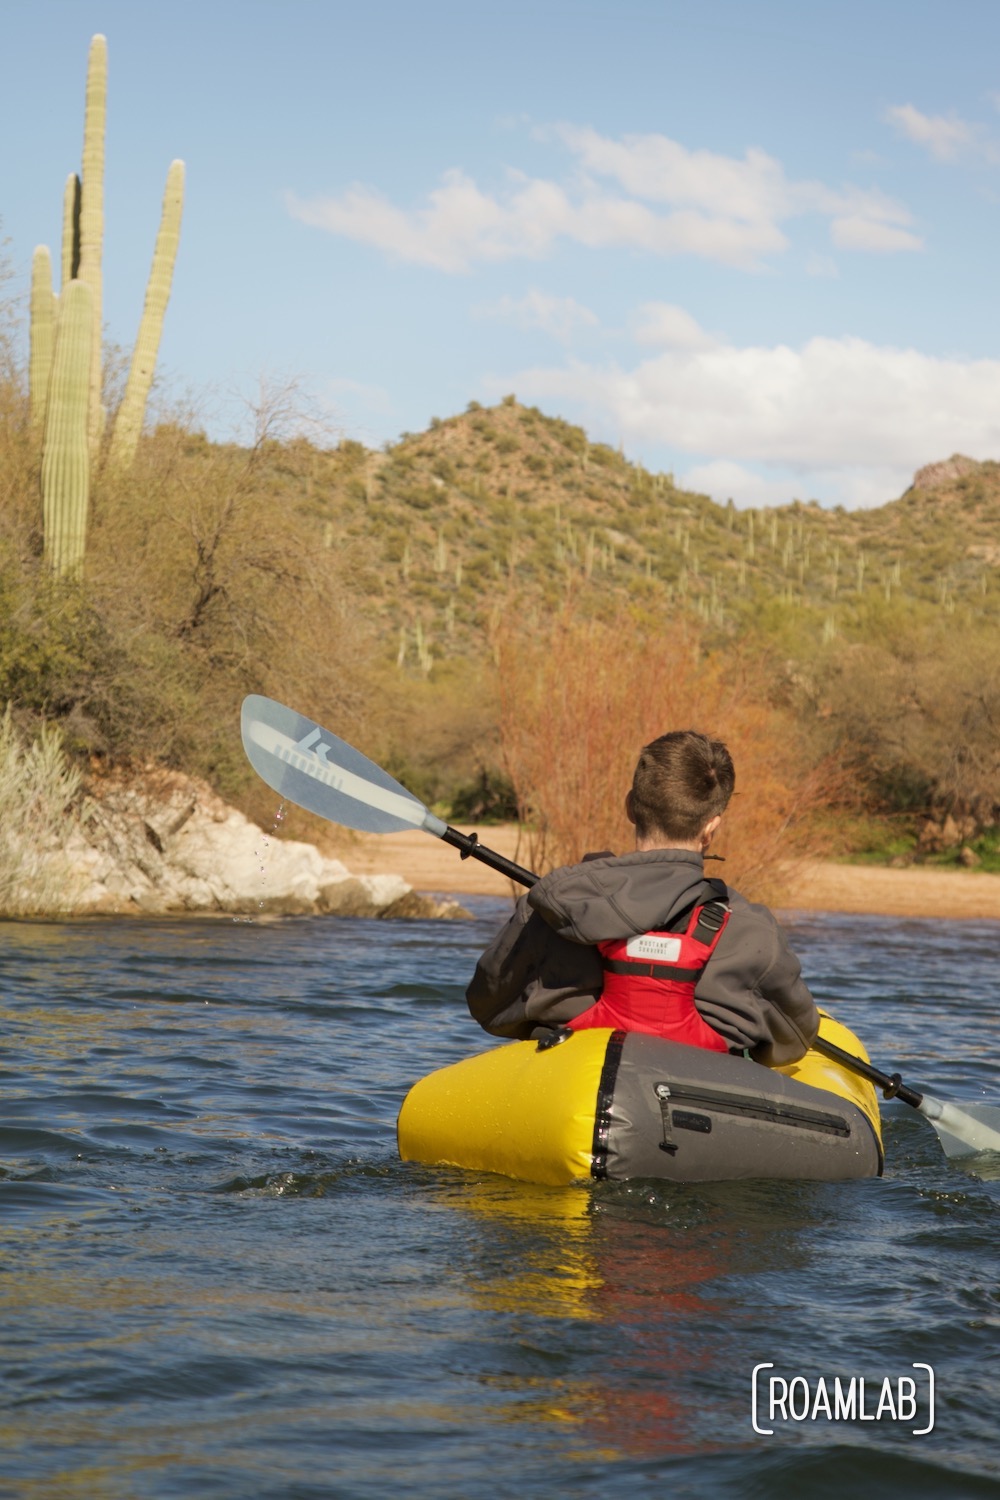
[[325, 824, 1000, 921]]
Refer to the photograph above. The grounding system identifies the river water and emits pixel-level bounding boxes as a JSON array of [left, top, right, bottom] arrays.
[[1, 899, 997, 1499]]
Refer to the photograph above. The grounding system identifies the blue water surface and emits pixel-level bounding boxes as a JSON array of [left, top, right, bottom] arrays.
[[0, 900, 997, 1499]]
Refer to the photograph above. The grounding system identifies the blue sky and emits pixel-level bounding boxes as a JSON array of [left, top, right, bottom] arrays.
[[4, 0, 1000, 508]]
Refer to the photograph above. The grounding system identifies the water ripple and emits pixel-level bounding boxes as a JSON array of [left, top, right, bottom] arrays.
[[0, 904, 997, 1497]]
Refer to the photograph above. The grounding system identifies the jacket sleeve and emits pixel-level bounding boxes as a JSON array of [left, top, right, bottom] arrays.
[[692, 895, 820, 1067], [466, 895, 604, 1039]]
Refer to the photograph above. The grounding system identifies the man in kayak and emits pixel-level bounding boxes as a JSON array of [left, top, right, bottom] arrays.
[[466, 730, 819, 1066]]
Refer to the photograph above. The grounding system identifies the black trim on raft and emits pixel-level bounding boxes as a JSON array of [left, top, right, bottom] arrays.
[[865, 1112, 885, 1177], [590, 1029, 627, 1180]]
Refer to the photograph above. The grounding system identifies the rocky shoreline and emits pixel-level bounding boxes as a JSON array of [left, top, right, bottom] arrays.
[[40, 768, 466, 920], [23, 771, 998, 924]]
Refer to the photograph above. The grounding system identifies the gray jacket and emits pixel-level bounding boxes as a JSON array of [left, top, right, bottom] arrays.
[[466, 849, 819, 1067]]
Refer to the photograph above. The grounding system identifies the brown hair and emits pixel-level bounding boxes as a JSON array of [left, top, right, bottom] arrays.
[[628, 730, 735, 842]]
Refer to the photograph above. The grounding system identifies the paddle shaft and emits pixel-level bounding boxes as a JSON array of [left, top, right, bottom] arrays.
[[440, 826, 538, 889], [811, 1035, 923, 1108]]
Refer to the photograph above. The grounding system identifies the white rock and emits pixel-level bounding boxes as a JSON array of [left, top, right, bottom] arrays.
[[36, 767, 466, 919]]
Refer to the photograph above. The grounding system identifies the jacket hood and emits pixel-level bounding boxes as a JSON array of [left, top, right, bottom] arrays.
[[528, 849, 718, 945]]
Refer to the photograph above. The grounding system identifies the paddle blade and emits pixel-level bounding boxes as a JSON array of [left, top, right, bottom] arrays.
[[240, 695, 446, 837], [920, 1096, 1000, 1159]]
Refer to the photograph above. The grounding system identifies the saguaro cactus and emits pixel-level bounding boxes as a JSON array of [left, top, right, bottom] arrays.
[[29, 247, 56, 430], [77, 33, 107, 461], [107, 159, 185, 471], [31, 33, 185, 576], [41, 281, 93, 579], [61, 172, 81, 288]]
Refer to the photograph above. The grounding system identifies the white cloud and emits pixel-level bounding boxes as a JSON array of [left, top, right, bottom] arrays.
[[288, 125, 920, 271], [501, 330, 1000, 508], [885, 103, 977, 162], [678, 458, 901, 511], [679, 459, 795, 508], [288, 168, 788, 272], [286, 172, 562, 273], [474, 288, 598, 341], [554, 123, 793, 222], [632, 302, 718, 349], [829, 214, 923, 253]]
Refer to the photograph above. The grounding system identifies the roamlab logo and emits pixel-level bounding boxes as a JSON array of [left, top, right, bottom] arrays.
[[751, 1363, 935, 1435]]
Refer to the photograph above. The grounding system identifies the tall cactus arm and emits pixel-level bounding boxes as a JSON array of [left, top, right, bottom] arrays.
[[29, 247, 56, 430], [41, 280, 93, 579], [61, 172, 81, 288], [107, 159, 185, 471], [77, 33, 107, 462]]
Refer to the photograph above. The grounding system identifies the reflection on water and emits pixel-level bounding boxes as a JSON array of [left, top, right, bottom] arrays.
[[439, 1171, 835, 1462], [0, 906, 997, 1498]]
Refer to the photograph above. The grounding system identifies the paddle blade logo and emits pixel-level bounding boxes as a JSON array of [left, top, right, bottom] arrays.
[[292, 727, 339, 772], [294, 728, 334, 764]]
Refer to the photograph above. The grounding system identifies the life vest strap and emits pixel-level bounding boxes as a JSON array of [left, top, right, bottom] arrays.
[[603, 960, 704, 981]]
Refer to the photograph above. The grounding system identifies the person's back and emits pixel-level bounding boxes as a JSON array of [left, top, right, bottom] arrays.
[[560, 730, 734, 1049], [466, 730, 820, 1067]]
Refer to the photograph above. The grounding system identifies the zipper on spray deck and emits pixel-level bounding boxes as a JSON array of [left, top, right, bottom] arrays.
[[654, 1078, 851, 1155]]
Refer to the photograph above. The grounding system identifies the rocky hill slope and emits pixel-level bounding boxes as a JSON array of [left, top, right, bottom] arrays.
[[266, 399, 1000, 669]]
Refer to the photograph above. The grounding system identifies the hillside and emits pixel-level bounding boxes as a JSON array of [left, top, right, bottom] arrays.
[[3, 386, 998, 854], [265, 397, 1000, 669]]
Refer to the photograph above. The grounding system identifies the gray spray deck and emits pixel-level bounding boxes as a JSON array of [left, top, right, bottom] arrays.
[[595, 1032, 883, 1182]]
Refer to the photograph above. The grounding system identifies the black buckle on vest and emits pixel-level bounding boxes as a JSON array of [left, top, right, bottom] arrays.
[[692, 900, 728, 945]]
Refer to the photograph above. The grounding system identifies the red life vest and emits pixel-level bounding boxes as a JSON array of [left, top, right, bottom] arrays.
[[567, 889, 731, 1052]]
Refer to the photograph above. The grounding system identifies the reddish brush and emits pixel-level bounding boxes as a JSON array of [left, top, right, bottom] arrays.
[[496, 607, 836, 904]]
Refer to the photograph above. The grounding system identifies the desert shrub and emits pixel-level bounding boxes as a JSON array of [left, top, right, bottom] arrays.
[[81, 405, 375, 791], [815, 612, 1000, 835], [432, 456, 456, 483], [449, 766, 519, 823], [495, 605, 836, 903], [398, 484, 438, 510], [370, 659, 503, 816], [0, 708, 83, 914], [0, 356, 374, 801]]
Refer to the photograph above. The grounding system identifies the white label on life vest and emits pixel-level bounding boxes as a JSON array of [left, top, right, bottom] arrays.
[[626, 934, 682, 963]]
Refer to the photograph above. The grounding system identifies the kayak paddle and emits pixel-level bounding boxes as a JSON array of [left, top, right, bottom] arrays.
[[240, 694, 538, 888], [240, 693, 1000, 1162], [810, 1034, 1000, 1160]]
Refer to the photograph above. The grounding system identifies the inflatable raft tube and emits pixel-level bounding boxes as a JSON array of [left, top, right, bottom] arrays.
[[398, 1012, 883, 1186]]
